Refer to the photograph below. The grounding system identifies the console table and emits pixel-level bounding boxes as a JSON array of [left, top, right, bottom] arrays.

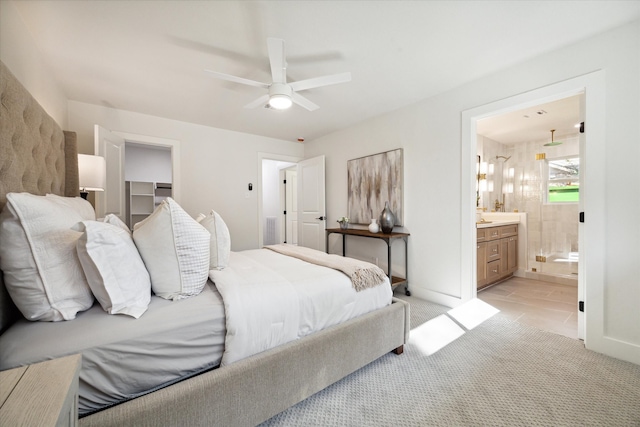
[[326, 228, 410, 296]]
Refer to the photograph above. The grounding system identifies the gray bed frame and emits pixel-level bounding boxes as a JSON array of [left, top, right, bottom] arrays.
[[0, 61, 409, 426]]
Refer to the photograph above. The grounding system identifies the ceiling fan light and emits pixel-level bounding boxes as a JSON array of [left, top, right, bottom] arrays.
[[269, 94, 292, 109]]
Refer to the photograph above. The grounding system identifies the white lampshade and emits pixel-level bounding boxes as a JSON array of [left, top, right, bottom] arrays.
[[78, 154, 106, 192]]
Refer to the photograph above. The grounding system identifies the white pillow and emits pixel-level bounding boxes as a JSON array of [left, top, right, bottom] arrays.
[[74, 220, 151, 318], [133, 198, 210, 300], [45, 194, 96, 221], [0, 193, 94, 321], [197, 210, 231, 270], [102, 213, 130, 233]]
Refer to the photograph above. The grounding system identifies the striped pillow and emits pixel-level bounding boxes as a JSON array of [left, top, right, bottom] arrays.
[[133, 198, 210, 300]]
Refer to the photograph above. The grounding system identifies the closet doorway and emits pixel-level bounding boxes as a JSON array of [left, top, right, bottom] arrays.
[[94, 126, 180, 225], [124, 142, 173, 229]]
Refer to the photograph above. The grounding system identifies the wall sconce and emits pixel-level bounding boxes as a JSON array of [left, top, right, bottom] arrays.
[[78, 154, 106, 199], [475, 162, 489, 192], [503, 167, 515, 194]]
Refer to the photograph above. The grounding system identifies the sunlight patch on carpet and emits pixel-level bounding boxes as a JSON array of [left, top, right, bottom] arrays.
[[409, 314, 465, 356], [447, 298, 499, 330]]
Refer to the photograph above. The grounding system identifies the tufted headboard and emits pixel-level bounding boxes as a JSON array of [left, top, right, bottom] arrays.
[[0, 61, 80, 333]]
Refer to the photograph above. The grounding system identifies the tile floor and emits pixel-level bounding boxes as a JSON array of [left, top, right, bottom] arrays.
[[478, 276, 579, 340]]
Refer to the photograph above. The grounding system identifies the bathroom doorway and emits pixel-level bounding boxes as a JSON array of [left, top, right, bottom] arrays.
[[477, 94, 582, 284]]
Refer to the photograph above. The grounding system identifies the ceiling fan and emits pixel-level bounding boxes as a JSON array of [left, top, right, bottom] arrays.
[[205, 38, 351, 111]]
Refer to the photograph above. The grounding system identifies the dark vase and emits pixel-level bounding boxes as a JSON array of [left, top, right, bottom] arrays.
[[379, 201, 395, 234]]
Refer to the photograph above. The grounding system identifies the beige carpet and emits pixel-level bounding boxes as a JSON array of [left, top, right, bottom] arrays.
[[261, 293, 640, 426]]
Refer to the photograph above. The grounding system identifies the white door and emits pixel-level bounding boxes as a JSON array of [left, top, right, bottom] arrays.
[[94, 125, 125, 220], [285, 168, 298, 244], [297, 155, 326, 251]]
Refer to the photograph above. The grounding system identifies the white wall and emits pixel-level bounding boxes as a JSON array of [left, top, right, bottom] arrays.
[[68, 101, 304, 251], [305, 20, 640, 363], [0, 1, 68, 128], [125, 144, 172, 183]]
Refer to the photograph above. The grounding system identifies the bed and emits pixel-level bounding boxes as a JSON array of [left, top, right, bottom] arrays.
[[0, 60, 409, 426]]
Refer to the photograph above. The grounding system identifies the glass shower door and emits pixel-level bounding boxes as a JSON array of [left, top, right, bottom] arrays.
[[535, 155, 580, 278]]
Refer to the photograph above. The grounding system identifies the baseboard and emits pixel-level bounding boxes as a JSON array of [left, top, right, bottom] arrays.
[[408, 287, 463, 308]]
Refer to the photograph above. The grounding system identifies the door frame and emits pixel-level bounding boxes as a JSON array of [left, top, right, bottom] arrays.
[[280, 166, 298, 244], [257, 153, 302, 248], [461, 71, 605, 345]]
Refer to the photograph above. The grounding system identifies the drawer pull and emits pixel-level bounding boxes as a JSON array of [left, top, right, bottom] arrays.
[[492, 269, 498, 273]]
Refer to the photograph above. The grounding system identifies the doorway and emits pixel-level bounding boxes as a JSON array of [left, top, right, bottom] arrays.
[[476, 94, 582, 283], [94, 126, 181, 223], [473, 93, 582, 339], [124, 142, 173, 229], [459, 71, 612, 345], [258, 154, 326, 251], [261, 158, 297, 246], [258, 153, 301, 248]]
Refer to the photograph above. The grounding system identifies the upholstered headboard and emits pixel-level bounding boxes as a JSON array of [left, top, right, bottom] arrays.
[[0, 61, 80, 332]]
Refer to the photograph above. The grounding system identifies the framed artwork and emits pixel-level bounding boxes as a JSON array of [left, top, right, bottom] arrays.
[[347, 148, 403, 225]]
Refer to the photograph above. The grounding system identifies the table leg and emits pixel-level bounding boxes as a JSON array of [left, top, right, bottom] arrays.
[[342, 234, 346, 256], [404, 237, 411, 296], [387, 240, 392, 280]]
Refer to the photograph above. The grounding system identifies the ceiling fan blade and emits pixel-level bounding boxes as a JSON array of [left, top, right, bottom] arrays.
[[204, 69, 269, 88], [291, 92, 319, 111], [289, 72, 351, 92], [267, 38, 286, 84], [244, 94, 270, 109]]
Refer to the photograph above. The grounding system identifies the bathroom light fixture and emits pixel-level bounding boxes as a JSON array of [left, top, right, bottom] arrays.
[[544, 129, 563, 146], [78, 154, 106, 199]]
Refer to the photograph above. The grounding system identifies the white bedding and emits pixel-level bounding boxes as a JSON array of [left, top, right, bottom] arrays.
[[210, 249, 392, 365]]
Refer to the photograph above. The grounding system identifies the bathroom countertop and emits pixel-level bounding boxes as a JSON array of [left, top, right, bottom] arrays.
[[476, 220, 520, 228]]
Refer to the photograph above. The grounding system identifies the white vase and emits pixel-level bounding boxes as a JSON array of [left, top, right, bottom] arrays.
[[368, 219, 379, 233]]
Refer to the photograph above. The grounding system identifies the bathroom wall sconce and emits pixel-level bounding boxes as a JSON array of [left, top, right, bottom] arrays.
[[78, 154, 106, 199], [476, 161, 488, 181]]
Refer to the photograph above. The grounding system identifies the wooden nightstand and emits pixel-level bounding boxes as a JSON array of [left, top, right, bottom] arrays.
[[0, 353, 81, 426]]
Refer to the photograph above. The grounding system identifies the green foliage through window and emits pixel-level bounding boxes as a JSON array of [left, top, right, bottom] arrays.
[[547, 157, 579, 203]]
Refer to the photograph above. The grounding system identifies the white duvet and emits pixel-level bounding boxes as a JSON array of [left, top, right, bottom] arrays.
[[209, 249, 392, 365]]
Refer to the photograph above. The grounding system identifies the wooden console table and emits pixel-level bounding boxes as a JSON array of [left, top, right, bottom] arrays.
[[326, 228, 410, 296]]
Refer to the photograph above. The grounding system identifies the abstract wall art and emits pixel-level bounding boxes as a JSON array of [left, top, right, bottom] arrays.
[[347, 148, 403, 225]]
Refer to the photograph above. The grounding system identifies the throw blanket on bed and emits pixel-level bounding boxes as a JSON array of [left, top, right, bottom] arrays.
[[210, 249, 392, 366], [264, 244, 387, 292]]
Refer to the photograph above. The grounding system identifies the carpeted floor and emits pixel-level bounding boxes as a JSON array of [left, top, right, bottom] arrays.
[[260, 293, 640, 426]]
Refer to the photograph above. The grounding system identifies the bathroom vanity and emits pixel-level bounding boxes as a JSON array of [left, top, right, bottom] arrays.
[[477, 221, 519, 290]]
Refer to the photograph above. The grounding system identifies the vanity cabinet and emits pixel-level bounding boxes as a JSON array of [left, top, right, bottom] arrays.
[[477, 223, 518, 290]]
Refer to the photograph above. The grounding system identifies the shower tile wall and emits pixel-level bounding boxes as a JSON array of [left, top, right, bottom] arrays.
[[479, 133, 579, 277]]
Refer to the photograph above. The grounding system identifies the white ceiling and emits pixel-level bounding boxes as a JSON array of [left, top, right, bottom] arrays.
[[477, 95, 581, 145], [12, 1, 640, 143]]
